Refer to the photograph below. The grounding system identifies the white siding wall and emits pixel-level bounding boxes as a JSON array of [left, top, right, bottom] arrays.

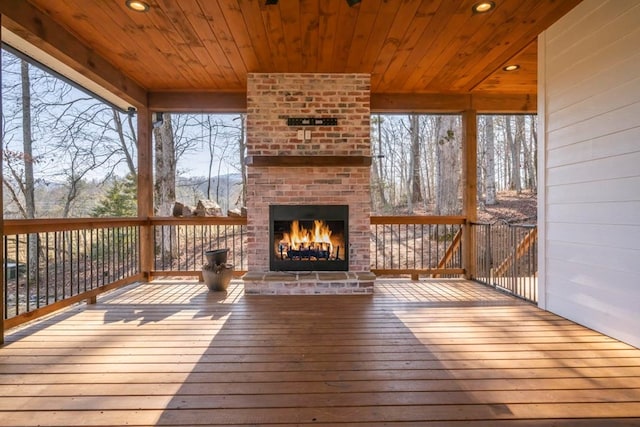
[[539, 0, 640, 347]]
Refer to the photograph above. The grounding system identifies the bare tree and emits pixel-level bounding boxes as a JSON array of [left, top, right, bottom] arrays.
[[484, 115, 497, 205], [113, 108, 136, 178], [514, 115, 524, 194], [435, 115, 461, 215], [20, 60, 36, 220], [523, 115, 537, 192], [420, 115, 436, 206], [204, 115, 220, 200], [408, 114, 423, 212], [236, 114, 247, 207], [153, 113, 176, 216], [370, 115, 388, 211], [3, 50, 140, 219]]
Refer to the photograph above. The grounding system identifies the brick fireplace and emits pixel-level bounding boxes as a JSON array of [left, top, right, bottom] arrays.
[[242, 73, 375, 295]]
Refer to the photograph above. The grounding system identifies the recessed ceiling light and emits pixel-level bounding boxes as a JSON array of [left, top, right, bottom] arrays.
[[125, 0, 150, 13], [472, 1, 495, 14], [503, 64, 520, 72]]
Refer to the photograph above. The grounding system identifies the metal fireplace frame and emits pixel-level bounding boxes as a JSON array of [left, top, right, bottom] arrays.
[[269, 204, 349, 272]]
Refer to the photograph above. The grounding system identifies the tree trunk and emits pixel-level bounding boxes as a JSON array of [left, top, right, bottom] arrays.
[[153, 113, 177, 262], [514, 115, 524, 194], [409, 114, 423, 209], [153, 113, 176, 216], [485, 116, 497, 205], [370, 156, 383, 211], [206, 115, 216, 200], [530, 115, 538, 192], [21, 60, 39, 278], [373, 114, 388, 210], [20, 61, 36, 220], [237, 114, 247, 207], [504, 115, 514, 191], [435, 115, 461, 215], [113, 108, 137, 178]]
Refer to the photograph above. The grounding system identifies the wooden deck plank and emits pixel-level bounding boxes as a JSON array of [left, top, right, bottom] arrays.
[[1, 279, 640, 426], [3, 403, 640, 426], [3, 379, 640, 396], [3, 388, 640, 410]]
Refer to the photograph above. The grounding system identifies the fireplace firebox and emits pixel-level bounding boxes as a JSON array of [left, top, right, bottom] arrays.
[[269, 205, 348, 271]]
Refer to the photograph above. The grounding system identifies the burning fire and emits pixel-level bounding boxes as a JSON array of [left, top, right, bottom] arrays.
[[282, 220, 333, 253]]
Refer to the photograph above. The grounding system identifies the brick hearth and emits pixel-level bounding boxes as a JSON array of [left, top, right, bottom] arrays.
[[243, 73, 373, 295], [243, 271, 376, 295]]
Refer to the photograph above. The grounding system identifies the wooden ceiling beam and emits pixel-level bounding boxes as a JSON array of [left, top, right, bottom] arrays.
[[371, 93, 537, 114], [148, 91, 536, 114], [148, 91, 247, 112], [371, 93, 472, 113], [0, 0, 146, 109], [470, 93, 537, 114]]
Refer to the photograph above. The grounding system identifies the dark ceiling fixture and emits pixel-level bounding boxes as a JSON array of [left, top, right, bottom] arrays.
[[346, 0, 362, 6], [265, 0, 278, 4]]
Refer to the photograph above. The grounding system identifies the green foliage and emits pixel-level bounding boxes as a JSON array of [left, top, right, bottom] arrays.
[[91, 174, 137, 217]]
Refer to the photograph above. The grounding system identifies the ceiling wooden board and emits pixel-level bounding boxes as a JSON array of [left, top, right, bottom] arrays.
[[8, 0, 582, 96], [472, 40, 538, 93]]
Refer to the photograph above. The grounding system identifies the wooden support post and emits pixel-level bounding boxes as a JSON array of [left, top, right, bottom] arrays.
[[86, 296, 97, 305], [462, 109, 478, 279], [0, 16, 5, 345], [137, 106, 154, 281]]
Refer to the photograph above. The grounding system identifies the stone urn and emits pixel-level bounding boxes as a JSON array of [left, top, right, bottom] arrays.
[[202, 263, 234, 291], [202, 249, 233, 291], [205, 249, 229, 265]]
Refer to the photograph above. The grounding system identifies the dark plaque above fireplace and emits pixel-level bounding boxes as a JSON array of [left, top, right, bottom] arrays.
[[269, 205, 348, 272]]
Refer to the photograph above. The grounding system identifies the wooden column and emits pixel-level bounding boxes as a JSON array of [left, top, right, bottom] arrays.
[[1, 15, 5, 344], [137, 106, 154, 281], [462, 109, 478, 279]]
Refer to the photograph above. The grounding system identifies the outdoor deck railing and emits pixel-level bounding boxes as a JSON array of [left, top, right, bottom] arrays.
[[2, 218, 142, 328], [370, 216, 466, 278], [151, 217, 247, 277], [3, 215, 467, 328], [471, 220, 538, 303]]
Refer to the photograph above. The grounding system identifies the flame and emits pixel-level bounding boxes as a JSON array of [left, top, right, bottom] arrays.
[[281, 220, 333, 253]]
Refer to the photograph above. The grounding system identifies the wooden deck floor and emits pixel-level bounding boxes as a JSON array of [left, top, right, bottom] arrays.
[[1, 279, 640, 426]]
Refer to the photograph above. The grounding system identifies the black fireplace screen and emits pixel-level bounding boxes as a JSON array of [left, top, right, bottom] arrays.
[[269, 205, 348, 271]]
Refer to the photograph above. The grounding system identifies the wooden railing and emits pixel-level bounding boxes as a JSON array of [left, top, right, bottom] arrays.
[[470, 221, 538, 303], [2, 218, 143, 329], [150, 217, 247, 278], [3, 215, 467, 330], [370, 216, 466, 278]]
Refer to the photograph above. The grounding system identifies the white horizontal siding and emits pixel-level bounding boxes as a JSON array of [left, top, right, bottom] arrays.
[[546, 258, 640, 309], [547, 201, 640, 226], [547, 241, 640, 276], [547, 176, 640, 204], [547, 150, 640, 185], [546, 2, 640, 98], [546, 100, 640, 150], [547, 126, 640, 168], [546, 222, 639, 250], [540, 0, 640, 348]]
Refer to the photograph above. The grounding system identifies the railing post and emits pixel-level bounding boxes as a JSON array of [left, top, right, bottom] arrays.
[[462, 109, 478, 279], [137, 106, 154, 281]]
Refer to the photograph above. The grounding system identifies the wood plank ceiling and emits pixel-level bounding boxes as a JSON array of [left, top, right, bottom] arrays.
[[4, 0, 581, 99]]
